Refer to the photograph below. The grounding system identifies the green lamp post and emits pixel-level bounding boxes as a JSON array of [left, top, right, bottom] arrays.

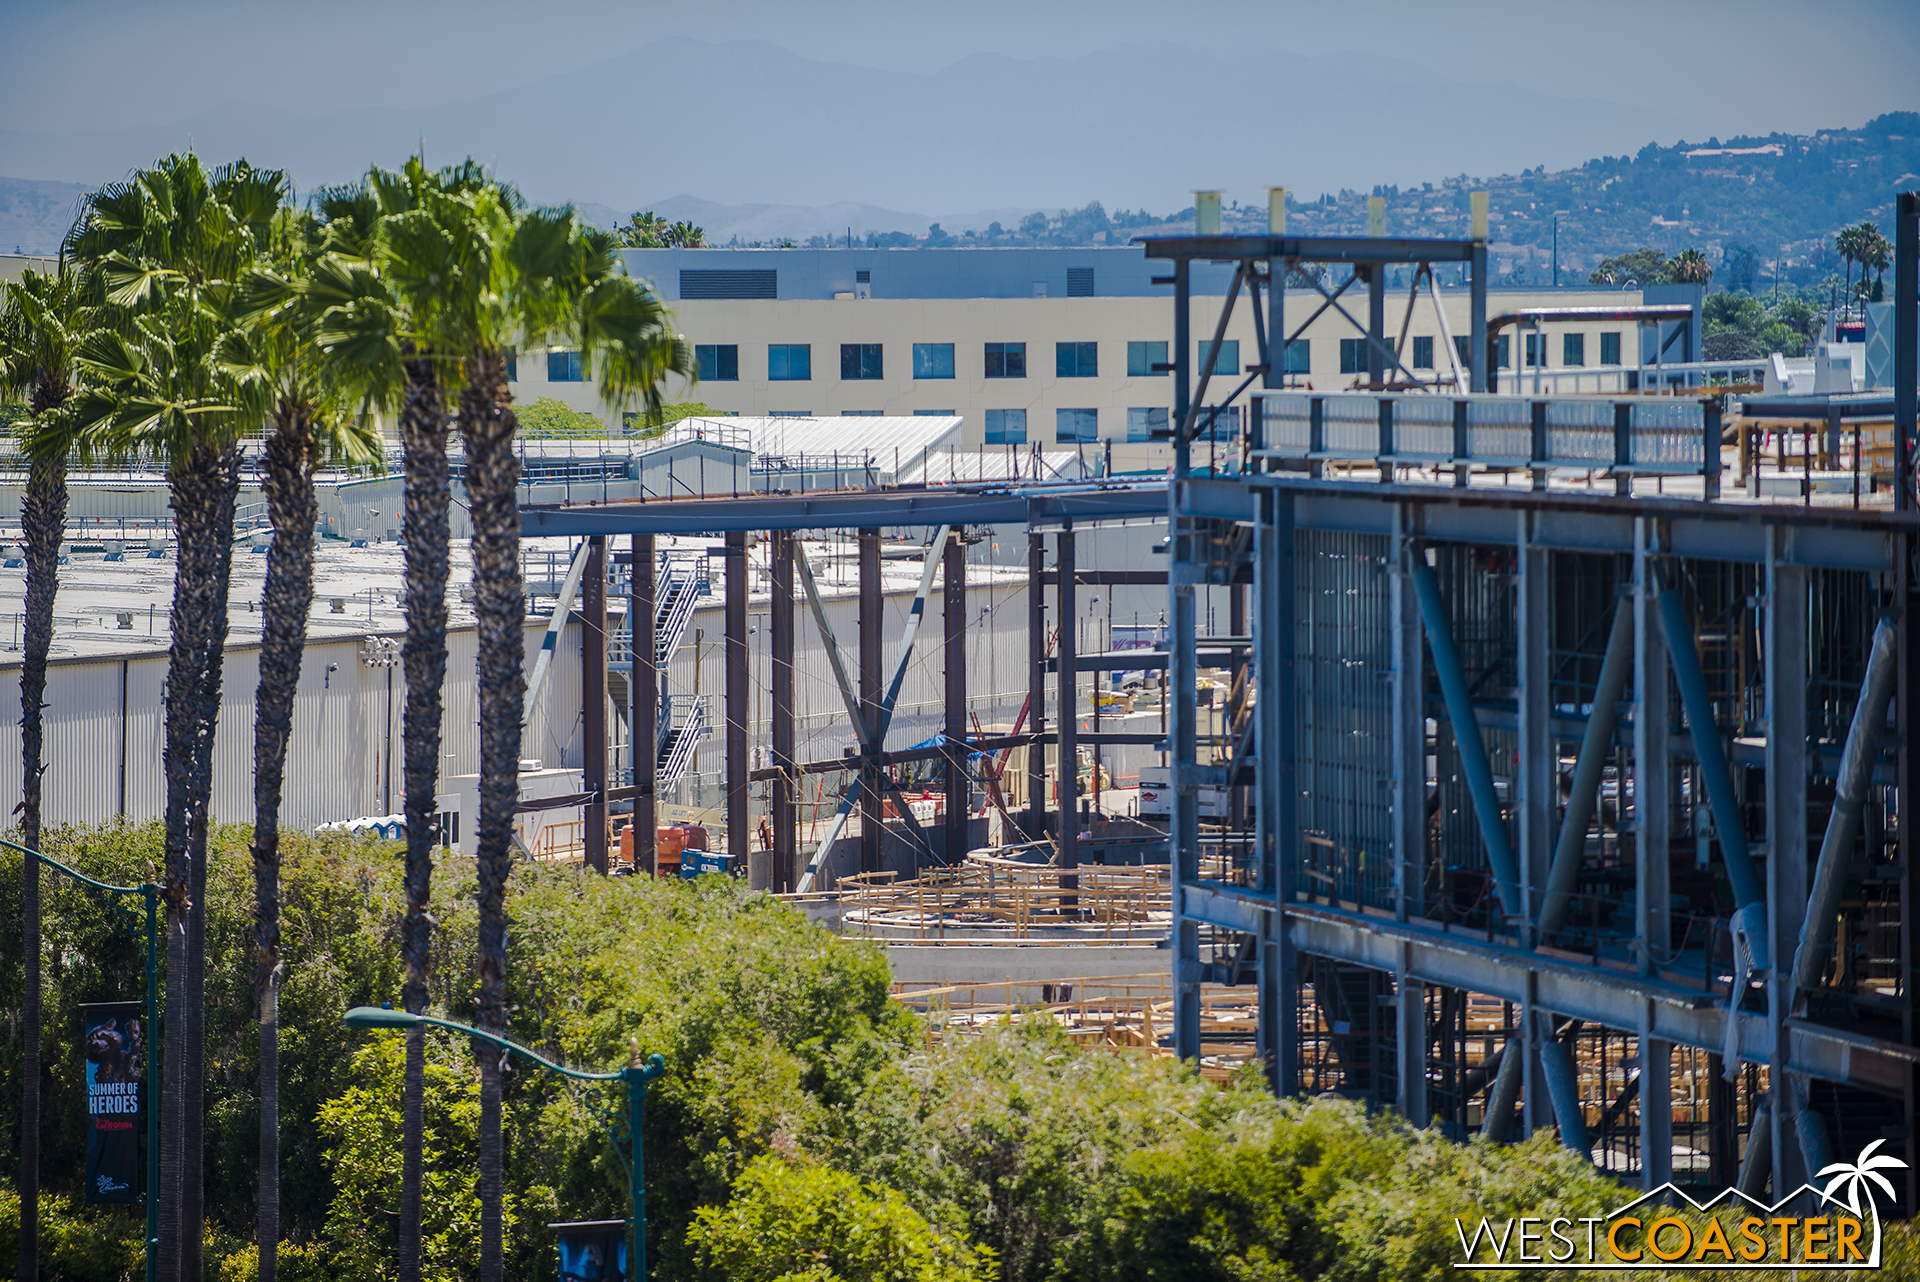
[[341, 1005, 664, 1280]]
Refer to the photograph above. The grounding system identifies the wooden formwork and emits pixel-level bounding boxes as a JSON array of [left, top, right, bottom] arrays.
[[893, 973, 1260, 1081], [839, 853, 1171, 941]]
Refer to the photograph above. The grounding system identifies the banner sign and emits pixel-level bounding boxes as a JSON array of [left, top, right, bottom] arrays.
[[80, 1001, 144, 1204], [553, 1220, 628, 1282]]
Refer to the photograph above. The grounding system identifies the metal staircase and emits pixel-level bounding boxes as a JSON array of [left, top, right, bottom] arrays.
[[607, 555, 711, 792]]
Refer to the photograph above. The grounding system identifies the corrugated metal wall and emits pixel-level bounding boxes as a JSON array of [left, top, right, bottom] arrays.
[[0, 621, 583, 830]]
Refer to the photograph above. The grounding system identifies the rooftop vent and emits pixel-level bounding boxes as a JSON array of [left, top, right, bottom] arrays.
[[680, 269, 777, 300], [1067, 267, 1095, 297]]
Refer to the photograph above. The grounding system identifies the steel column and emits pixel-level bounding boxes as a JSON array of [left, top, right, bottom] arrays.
[[1027, 532, 1047, 843], [583, 536, 608, 872], [632, 534, 656, 874], [1469, 243, 1489, 393], [1640, 1029, 1674, 1188], [1633, 522, 1672, 978], [1367, 264, 1386, 390], [771, 530, 796, 892], [1172, 538, 1201, 1060], [1895, 191, 1916, 510], [1902, 528, 1920, 1212], [859, 529, 883, 875], [1516, 515, 1551, 942], [1765, 536, 1810, 1194], [1390, 509, 1424, 922], [725, 530, 749, 865], [1057, 526, 1078, 890], [1660, 584, 1763, 912], [943, 532, 968, 863], [1257, 492, 1298, 1092]]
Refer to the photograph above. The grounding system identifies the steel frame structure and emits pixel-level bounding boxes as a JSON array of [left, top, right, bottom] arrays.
[[1155, 215, 1920, 1205]]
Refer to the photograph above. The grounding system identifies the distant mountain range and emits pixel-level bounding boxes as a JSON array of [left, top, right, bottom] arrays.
[[0, 37, 1669, 244]]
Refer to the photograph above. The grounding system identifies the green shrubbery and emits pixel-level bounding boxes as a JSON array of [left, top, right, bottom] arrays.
[[16, 822, 1897, 1282]]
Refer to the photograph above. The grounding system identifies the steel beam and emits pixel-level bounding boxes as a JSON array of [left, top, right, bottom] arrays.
[[631, 533, 656, 874], [725, 529, 749, 866], [944, 532, 968, 864], [1408, 553, 1522, 922], [771, 530, 796, 892], [582, 536, 608, 873], [1171, 548, 1201, 1060], [1538, 1034, 1590, 1156], [1658, 584, 1763, 912], [1540, 596, 1632, 938], [1143, 234, 1479, 264], [1793, 617, 1897, 1001]]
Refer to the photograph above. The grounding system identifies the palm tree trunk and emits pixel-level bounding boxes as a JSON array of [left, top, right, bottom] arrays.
[[17, 372, 68, 1282], [461, 348, 523, 1282], [397, 352, 449, 1282], [250, 404, 316, 1282], [161, 441, 242, 1282]]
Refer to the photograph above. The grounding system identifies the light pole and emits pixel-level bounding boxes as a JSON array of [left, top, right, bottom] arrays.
[[341, 1006, 664, 1280], [6, 839, 160, 1282]]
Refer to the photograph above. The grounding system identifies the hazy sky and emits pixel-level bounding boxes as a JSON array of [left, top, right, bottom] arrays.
[[3, 0, 1916, 213]]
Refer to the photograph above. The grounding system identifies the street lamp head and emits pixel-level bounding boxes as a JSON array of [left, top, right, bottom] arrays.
[[343, 1004, 420, 1030]]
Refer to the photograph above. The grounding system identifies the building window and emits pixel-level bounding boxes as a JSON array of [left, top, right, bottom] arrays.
[[696, 344, 738, 381], [1126, 407, 1168, 442], [768, 344, 811, 381], [548, 349, 584, 382], [1056, 341, 1097, 377], [1195, 405, 1240, 441], [1066, 267, 1094, 297], [1339, 338, 1366, 375], [842, 409, 883, 416], [1495, 334, 1511, 368], [507, 356, 517, 382], [1524, 333, 1546, 367], [985, 409, 1027, 444], [1127, 341, 1168, 377], [1284, 339, 1311, 374], [770, 410, 810, 417], [1455, 336, 1471, 368], [1056, 407, 1098, 443], [985, 342, 1026, 378], [1411, 336, 1434, 370], [840, 343, 883, 380], [1196, 340, 1239, 377], [914, 409, 955, 415], [1600, 331, 1622, 365], [1563, 333, 1586, 367], [912, 343, 955, 379]]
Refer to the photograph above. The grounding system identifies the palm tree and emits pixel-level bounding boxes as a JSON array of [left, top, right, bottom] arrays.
[[1669, 247, 1713, 286], [225, 207, 380, 1282], [68, 153, 285, 1282], [1837, 224, 1867, 317], [0, 258, 88, 1282], [316, 157, 488, 1282], [1860, 225, 1892, 303], [618, 210, 667, 248], [443, 185, 689, 1280], [665, 220, 706, 248]]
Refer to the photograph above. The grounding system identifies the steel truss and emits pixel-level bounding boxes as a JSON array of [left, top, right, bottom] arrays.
[[1156, 218, 1920, 1208]]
